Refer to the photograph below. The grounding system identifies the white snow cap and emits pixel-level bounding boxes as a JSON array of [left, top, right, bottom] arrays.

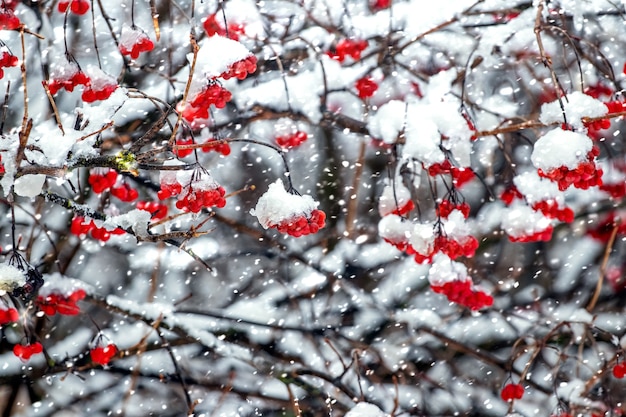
[[0, 263, 26, 294], [378, 214, 412, 243], [13, 174, 46, 198], [501, 202, 552, 239], [540, 91, 607, 129], [513, 171, 564, 205], [193, 35, 253, 79], [345, 402, 387, 417], [531, 128, 593, 171], [428, 253, 469, 286], [119, 25, 150, 49], [251, 179, 318, 228]]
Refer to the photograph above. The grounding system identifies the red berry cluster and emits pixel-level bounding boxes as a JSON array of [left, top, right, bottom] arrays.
[[269, 209, 326, 237], [111, 182, 139, 202], [201, 139, 231, 156], [13, 342, 43, 362], [613, 362, 626, 378], [0, 51, 17, 79], [58, 0, 89, 14], [119, 28, 154, 59], [182, 83, 232, 121], [220, 55, 257, 80], [428, 160, 475, 188], [355, 77, 378, 99], [158, 173, 227, 212], [430, 280, 493, 311], [88, 169, 118, 193], [584, 83, 613, 99], [37, 289, 86, 316], [0, 8, 20, 30], [437, 200, 470, 219], [90, 344, 118, 365], [433, 235, 479, 261], [508, 225, 553, 243], [275, 131, 308, 149], [587, 212, 626, 242], [500, 383, 524, 402], [537, 148, 602, 191], [71, 216, 125, 242], [48, 67, 90, 95], [532, 200, 574, 223], [203, 13, 246, 40], [176, 186, 227, 213], [82, 81, 117, 103], [328, 39, 368, 62], [0, 307, 18, 325], [136, 201, 168, 221]]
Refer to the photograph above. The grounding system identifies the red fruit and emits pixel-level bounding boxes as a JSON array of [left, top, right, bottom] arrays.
[[111, 182, 139, 202], [71, 216, 94, 236], [275, 131, 308, 149], [13, 342, 43, 361], [119, 27, 154, 59], [355, 77, 378, 99], [271, 209, 326, 237], [136, 201, 168, 221], [437, 200, 470, 219], [0, 9, 20, 30], [90, 344, 118, 365], [532, 200, 574, 223], [202, 13, 246, 40], [328, 39, 368, 62], [500, 383, 524, 402], [613, 363, 626, 378], [173, 137, 195, 158], [508, 225, 554, 243], [88, 169, 118, 193], [37, 289, 86, 316], [537, 147, 602, 191], [431, 280, 493, 310], [371, 0, 391, 9], [220, 55, 257, 80], [201, 139, 231, 156], [0, 307, 19, 325]]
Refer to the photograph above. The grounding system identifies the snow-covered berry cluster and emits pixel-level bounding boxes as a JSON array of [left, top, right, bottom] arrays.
[[157, 169, 226, 213], [47, 61, 117, 102], [119, 25, 155, 59], [71, 216, 126, 242], [203, 13, 246, 40], [428, 160, 475, 188], [251, 179, 326, 237]]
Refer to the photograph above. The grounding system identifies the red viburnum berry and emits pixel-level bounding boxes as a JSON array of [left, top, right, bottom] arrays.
[[537, 147, 602, 191], [275, 131, 308, 149], [0, 51, 18, 79], [0, 9, 20, 30], [37, 289, 86, 316], [90, 343, 118, 365], [88, 169, 118, 194], [613, 363, 626, 378], [176, 185, 227, 213], [355, 76, 378, 99], [371, 0, 391, 9], [136, 201, 168, 221], [182, 83, 232, 122], [584, 84, 613, 99], [201, 139, 231, 156], [220, 55, 257, 80], [110, 182, 139, 202], [202, 13, 246, 40], [600, 181, 626, 199], [119, 26, 154, 59], [271, 209, 326, 237], [0, 307, 19, 325], [437, 200, 470, 219], [47, 66, 90, 95], [81, 68, 118, 102], [328, 39, 368, 62], [13, 342, 43, 362], [58, 0, 89, 14], [500, 185, 523, 206], [431, 280, 493, 311], [71, 216, 94, 236], [500, 383, 524, 402], [532, 200, 574, 223], [173, 137, 195, 158]]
